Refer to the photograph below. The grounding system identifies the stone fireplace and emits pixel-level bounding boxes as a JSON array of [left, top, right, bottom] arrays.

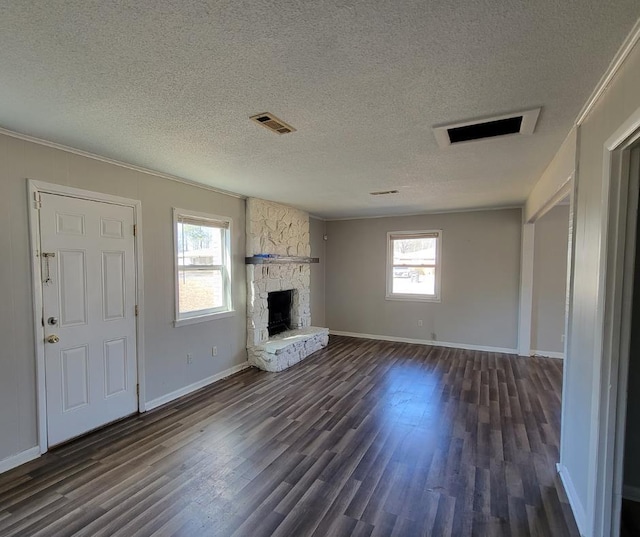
[[246, 198, 329, 372]]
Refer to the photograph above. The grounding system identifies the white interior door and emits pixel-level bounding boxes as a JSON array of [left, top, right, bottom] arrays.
[[40, 193, 138, 446]]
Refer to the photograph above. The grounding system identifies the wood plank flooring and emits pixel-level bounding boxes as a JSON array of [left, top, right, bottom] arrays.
[[0, 335, 579, 536]]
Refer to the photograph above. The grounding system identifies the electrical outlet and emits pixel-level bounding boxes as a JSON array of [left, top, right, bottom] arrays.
[[187, 353, 193, 364], [431, 332, 437, 341], [417, 319, 423, 327], [212, 346, 218, 357]]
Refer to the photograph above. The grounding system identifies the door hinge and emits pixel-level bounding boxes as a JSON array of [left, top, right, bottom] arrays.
[[33, 192, 42, 210], [136, 383, 140, 396], [133, 224, 137, 237], [135, 305, 139, 317]]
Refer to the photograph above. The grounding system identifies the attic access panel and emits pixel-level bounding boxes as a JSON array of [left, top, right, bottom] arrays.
[[433, 108, 541, 148], [448, 116, 522, 143]]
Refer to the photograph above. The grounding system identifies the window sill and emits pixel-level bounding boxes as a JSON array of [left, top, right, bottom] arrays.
[[385, 294, 441, 303], [174, 310, 235, 327]]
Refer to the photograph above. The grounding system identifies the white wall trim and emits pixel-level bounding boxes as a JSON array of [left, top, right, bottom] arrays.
[[530, 350, 564, 359], [27, 180, 146, 448], [329, 330, 517, 354], [559, 126, 579, 507], [28, 183, 47, 454], [526, 176, 574, 225], [0, 126, 245, 200], [518, 223, 535, 356], [145, 361, 251, 412], [0, 447, 40, 475], [623, 485, 640, 503], [557, 463, 587, 537], [134, 201, 147, 413], [576, 18, 640, 126], [524, 129, 577, 223]]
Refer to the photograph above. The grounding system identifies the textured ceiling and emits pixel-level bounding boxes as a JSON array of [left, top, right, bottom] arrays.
[[0, 1, 639, 219]]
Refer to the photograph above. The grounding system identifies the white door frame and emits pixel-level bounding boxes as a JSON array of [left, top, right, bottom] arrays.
[[517, 177, 573, 357], [589, 107, 640, 536], [27, 180, 146, 454]]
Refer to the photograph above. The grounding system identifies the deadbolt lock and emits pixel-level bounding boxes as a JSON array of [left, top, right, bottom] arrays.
[[46, 335, 60, 344], [47, 317, 58, 326]]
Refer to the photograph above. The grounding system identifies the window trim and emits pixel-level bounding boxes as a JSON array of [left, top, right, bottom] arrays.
[[386, 230, 442, 302], [173, 208, 234, 326]]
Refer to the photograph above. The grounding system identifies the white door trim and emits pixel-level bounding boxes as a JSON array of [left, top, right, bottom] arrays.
[[517, 222, 535, 356], [27, 180, 146, 454], [526, 176, 574, 225], [559, 170, 577, 480], [588, 107, 640, 537], [518, 178, 574, 358]]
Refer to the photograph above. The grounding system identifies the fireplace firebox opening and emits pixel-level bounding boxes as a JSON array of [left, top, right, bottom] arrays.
[[267, 290, 293, 337]]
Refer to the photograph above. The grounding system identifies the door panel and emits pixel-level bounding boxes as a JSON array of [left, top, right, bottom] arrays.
[[56, 212, 85, 235], [100, 218, 124, 239], [102, 251, 126, 321], [61, 345, 89, 410], [40, 193, 137, 446], [58, 250, 88, 326], [104, 338, 128, 397]]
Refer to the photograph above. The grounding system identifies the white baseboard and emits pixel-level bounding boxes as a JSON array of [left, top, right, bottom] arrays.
[[145, 361, 251, 411], [557, 463, 587, 537], [623, 484, 640, 502], [329, 330, 517, 354], [0, 446, 40, 474], [531, 350, 565, 359]]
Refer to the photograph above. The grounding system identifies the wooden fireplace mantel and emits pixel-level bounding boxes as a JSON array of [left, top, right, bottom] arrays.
[[245, 255, 319, 264]]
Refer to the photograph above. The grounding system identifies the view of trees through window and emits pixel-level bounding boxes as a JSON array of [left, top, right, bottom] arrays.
[[177, 222, 224, 314]]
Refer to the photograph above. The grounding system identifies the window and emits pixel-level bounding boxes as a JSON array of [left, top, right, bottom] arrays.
[[386, 230, 441, 301], [173, 208, 233, 326]]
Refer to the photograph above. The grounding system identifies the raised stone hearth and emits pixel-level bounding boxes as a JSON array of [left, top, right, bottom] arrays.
[[248, 327, 329, 372], [246, 198, 328, 371]]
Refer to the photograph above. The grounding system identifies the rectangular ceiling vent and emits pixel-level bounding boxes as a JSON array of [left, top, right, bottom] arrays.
[[250, 112, 296, 135], [433, 108, 541, 148], [370, 190, 399, 196]]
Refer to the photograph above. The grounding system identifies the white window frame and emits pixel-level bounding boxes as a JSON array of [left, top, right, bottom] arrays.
[[386, 230, 442, 302], [173, 208, 234, 327]]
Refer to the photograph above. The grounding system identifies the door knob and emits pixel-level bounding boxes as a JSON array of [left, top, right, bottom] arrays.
[[46, 335, 60, 344]]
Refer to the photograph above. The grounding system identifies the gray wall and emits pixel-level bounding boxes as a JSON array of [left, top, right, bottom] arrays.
[[325, 208, 522, 350], [561, 39, 640, 525], [531, 204, 570, 354], [309, 217, 326, 326], [0, 132, 247, 464]]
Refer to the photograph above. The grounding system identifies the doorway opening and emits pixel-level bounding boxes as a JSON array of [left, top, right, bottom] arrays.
[[589, 114, 640, 536], [617, 145, 640, 536], [530, 197, 571, 360]]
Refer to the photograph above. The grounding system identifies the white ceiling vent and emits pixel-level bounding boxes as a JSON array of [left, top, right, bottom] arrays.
[[250, 113, 296, 135], [433, 108, 541, 148]]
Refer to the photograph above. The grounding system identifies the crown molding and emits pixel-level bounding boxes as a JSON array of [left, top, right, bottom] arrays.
[[576, 18, 640, 125]]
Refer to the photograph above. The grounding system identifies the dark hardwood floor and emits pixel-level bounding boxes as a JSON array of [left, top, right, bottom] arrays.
[[0, 335, 579, 536]]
